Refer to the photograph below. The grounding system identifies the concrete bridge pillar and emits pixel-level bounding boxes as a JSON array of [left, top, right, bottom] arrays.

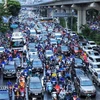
[[77, 9, 86, 33], [71, 4, 86, 33]]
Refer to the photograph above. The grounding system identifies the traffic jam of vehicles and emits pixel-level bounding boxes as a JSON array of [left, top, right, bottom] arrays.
[[0, 9, 100, 100]]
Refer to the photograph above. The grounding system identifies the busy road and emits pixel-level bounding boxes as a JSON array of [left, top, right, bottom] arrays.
[[0, 8, 100, 100]]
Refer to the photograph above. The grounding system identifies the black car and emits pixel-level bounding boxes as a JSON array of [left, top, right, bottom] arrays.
[[73, 57, 86, 70], [3, 64, 16, 78]]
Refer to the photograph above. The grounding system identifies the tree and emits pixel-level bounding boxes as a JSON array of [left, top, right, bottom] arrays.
[[59, 17, 66, 28], [7, 0, 21, 16], [0, 3, 11, 33]]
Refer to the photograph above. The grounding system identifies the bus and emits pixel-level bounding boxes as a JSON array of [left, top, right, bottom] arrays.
[[10, 32, 26, 52]]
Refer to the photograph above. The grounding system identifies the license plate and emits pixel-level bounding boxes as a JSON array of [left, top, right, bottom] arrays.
[[35, 93, 38, 95], [7, 74, 11, 76]]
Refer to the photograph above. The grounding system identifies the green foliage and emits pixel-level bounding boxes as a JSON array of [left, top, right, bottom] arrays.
[[7, 0, 21, 16], [0, 4, 10, 33], [80, 24, 100, 45], [67, 16, 77, 31], [59, 17, 66, 28]]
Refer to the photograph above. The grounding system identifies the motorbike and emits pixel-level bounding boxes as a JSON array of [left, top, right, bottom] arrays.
[[59, 92, 66, 100], [51, 78, 57, 86], [46, 82, 53, 93], [51, 92, 57, 100], [66, 92, 72, 100], [20, 88, 25, 99]]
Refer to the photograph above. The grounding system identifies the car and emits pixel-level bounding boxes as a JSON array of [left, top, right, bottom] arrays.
[[32, 59, 43, 72], [30, 29, 36, 37], [50, 38, 57, 46], [82, 46, 93, 54], [70, 31, 76, 36], [0, 86, 10, 100], [92, 68, 100, 86], [93, 46, 100, 53], [87, 51, 100, 58], [79, 42, 87, 49], [88, 56, 100, 64], [54, 32, 62, 41], [29, 54, 39, 62], [74, 76, 96, 97], [28, 43, 36, 49], [87, 41, 97, 48], [28, 48, 38, 55], [71, 68, 85, 80], [13, 58, 21, 69], [63, 37, 69, 43], [88, 63, 100, 73], [0, 47, 5, 53], [45, 50, 54, 59], [71, 46, 82, 55], [3, 64, 16, 78], [73, 57, 86, 69], [28, 76, 44, 99], [61, 45, 70, 55]]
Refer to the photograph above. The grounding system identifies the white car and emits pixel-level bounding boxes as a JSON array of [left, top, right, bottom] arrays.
[[82, 46, 93, 54], [88, 56, 100, 64], [28, 48, 38, 55], [87, 41, 97, 48], [88, 62, 100, 73], [50, 38, 57, 46], [87, 51, 100, 57], [45, 50, 54, 58], [0, 47, 5, 53]]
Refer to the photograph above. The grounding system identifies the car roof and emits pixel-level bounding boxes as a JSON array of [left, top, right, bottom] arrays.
[[30, 76, 40, 82], [93, 68, 100, 72], [79, 76, 90, 81]]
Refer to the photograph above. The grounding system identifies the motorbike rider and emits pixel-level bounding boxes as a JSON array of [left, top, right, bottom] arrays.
[[7, 80, 12, 87], [59, 88, 66, 98]]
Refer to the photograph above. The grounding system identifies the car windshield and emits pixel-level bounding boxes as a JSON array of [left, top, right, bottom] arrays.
[[51, 39, 56, 43], [90, 43, 95, 45], [0, 91, 9, 100], [96, 58, 100, 62], [30, 82, 42, 89], [81, 80, 93, 86], [94, 53, 99, 56], [31, 32, 36, 34], [61, 46, 69, 51], [33, 61, 42, 65], [29, 49, 36, 52], [4, 65, 14, 70], [75, 58, 82, 63], [46, 51, 53, 54], [0, 47, 4, 51]]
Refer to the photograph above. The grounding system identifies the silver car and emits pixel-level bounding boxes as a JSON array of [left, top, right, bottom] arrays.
[[74, 76, 96, 97]]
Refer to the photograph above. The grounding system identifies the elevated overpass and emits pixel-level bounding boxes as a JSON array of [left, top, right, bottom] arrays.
[[36, 0, 100, 33]]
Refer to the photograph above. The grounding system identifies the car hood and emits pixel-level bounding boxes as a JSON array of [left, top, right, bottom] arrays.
[[81, 86, 96, 92], [30, 88, 42, 94]]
